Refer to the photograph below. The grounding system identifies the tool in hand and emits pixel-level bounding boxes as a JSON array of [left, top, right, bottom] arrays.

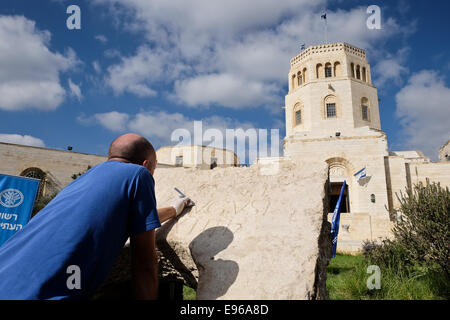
[[174, 187, 195, 206]]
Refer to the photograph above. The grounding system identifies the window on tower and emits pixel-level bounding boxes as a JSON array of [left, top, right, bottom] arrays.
[[361, 98, 370, 121], [295, 110, 302, 125], [326, 103, 337, 118], [325, 63, 332, 78], [362, 105, 369, 120]]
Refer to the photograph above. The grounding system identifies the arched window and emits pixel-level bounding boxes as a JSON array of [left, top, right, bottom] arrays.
[[324, 95, 338, 119], [293, 103, 303, 127], [21, 167, 45, 180], [325, 63, 332, 78], [356, 65, 361, 80], [350, 63, 355, 78], [362, 67, 367, 82], [316, 63, 323, 79], [20, 167, 46, 199], [302, 67, 308, 83], [297, 71, 303, 86], [334, 62, 342, 77], [361, 97, 370, 121]]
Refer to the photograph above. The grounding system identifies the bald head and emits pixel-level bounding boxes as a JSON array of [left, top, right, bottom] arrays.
[[108, 133, 155, 166]]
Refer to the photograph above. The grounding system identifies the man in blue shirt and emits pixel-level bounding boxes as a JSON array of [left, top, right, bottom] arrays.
[[0, 133, 191, 299]]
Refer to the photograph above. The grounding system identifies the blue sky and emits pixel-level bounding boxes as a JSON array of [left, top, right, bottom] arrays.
[[0, 0, 449, 162]]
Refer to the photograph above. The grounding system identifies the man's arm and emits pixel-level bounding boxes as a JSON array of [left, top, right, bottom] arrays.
[[157, 207, 176, 223], [130, 229, 158, 300], [157, 197, 193, 223]]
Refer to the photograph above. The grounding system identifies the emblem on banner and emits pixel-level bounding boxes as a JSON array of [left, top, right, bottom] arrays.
[[0, 189, 24, 208]]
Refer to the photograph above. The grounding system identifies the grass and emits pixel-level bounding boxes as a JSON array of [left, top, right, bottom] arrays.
[[183, 285, 196, 300], [326, 253, 449, 300], [181, 253, 448, 300]]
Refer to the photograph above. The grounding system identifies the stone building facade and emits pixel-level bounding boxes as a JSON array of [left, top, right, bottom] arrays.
[[282, 42, 450, 252], [440, 140, 450, 162], [156, 145, 240, 169]]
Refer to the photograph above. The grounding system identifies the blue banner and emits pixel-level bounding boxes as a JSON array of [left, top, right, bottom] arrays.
[[0, 174, 40, 247], [331, 180, 346, 258]]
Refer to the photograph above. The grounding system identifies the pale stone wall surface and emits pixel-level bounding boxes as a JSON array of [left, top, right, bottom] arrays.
[[0, 142, 106, 192], [151, 160, 331, 300], [407, 162, 450, 189], [384, 156, 409, 210]]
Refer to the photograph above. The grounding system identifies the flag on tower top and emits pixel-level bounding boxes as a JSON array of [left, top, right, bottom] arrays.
[[301, 44, 306, 50], [321, 13, 327, 19]]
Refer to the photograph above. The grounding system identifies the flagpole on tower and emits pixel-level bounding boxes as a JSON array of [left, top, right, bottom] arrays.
[[321, 12, 328, 44]]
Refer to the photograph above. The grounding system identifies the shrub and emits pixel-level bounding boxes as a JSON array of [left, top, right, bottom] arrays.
[[362, 239, 413, 272], [393, 180, 450, 274], [31, 193, 57, 218], [71, 165, 92, 180]]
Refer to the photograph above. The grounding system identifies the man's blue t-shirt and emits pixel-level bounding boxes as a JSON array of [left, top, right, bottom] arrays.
[[0, 161, 161, 299]]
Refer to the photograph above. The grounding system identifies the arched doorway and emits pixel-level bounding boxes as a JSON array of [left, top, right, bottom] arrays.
[[326, 158, 355, 214]]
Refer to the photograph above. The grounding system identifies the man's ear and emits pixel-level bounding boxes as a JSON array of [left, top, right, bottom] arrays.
[[142, 159, 149, 168]]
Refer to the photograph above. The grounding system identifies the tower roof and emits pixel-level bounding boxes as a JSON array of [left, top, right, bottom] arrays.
[[290, 42, 366, 68]]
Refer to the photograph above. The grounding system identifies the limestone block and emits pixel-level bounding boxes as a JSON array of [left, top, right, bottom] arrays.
[[153, 160, 331, 300]]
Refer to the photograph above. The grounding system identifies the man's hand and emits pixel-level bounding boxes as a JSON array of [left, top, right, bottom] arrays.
[[172, 196, 193, 216]]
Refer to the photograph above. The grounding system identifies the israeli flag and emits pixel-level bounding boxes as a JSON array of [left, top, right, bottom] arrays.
[[301, 44, 306, 51], [321, 13, 327, 19], [331, 180, 346, 258], [354, 167, 367, 181]]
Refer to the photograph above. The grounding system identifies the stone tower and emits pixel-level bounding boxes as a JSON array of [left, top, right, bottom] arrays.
[[284, 42, 382, 142], [283, 43, 392, 250]]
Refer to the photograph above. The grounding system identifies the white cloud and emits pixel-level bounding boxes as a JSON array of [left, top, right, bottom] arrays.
[[94, 111, 130, 132], [95, 1, 410, 108], [0, 134, 45, 147], [104, 48, 121, 58], [92, 61, 102, 74], [106, 46, 165, 97], [80, 108, 280, 163], [395, 70, 450, 161], [0, 15, 79, 111], [68, 79, 83, 101], [174, 73, 280, 108], [373, 47, 410, 87], [95, 34, 108, 44]]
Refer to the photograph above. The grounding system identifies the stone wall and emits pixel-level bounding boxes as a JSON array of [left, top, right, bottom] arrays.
[[0, 142, 106, 193], [407, 162, 450, 189]]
